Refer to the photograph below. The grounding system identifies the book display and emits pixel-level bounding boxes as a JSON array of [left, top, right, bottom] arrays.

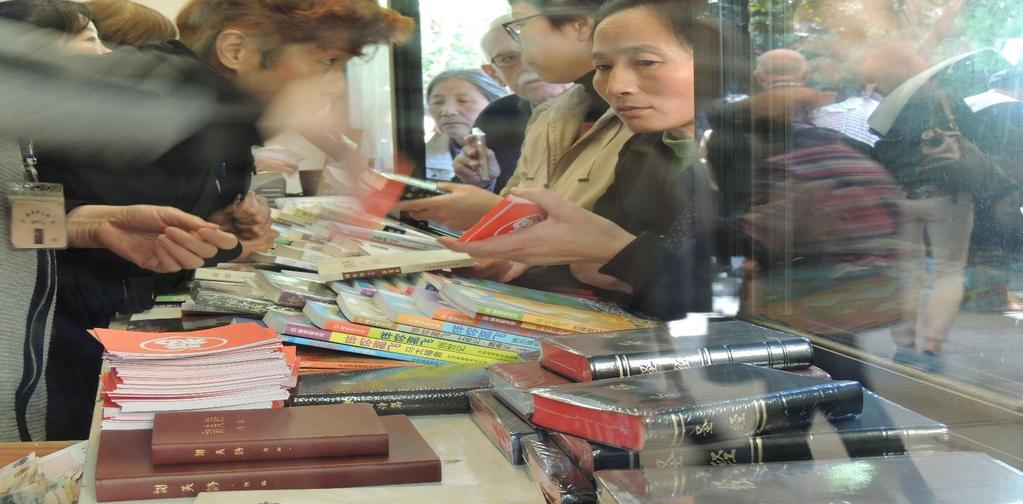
[[69, 195, 1014, 504]]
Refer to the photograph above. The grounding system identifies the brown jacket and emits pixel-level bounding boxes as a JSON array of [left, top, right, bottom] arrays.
[[500, 84, 634, 210]]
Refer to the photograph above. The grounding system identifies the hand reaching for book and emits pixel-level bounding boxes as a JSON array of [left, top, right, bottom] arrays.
[[66, 205, 239, 273], [393, 183, 501, 231], [440, 188, 636, 266], [209, 191, 272, 240]]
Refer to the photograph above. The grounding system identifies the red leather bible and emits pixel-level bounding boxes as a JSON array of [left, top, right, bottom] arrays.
[[150, 404, 388, 465], [95, 415, 441, 502]]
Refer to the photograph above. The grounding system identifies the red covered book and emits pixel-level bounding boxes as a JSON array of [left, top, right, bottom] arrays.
[[150, 404, 388, 465], [459, 195, 546, 243], [530, 363, 862, 451], [95, 415, 440, 502]]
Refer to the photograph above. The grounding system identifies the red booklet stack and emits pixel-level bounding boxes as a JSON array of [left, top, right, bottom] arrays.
[[91, 323, 299, 430]]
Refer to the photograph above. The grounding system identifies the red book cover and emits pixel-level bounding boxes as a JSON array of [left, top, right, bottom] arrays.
[[151, 404, 388, 465], [89, 323, 280, 359], [95, 415, 440, 502], [459, 195, 546, 243], [488, 361, 571, 419]]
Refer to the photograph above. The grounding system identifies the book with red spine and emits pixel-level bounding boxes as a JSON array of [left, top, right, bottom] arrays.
[[487, 361, 571, 420], [95, 415, 440, 502], [530, 363, 863, 451], [150, 404, 388, 465]]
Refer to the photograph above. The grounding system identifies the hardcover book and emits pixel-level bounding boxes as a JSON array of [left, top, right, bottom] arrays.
[[250, 270, 335, 308], [468, 389, 537, 465], [292, 363, 488, 415], [95, 415, 440, 502], [151, 404, 388, 465], [539, 321, 815, 382], [531, 363, 863, 451], [488, 361, 572, 420], [593, 452, 1023, 503], [191, 290, 278, 317], [550, 390, 946, 473], [521, 436, 597, 504], [317, 249, 475, 281]]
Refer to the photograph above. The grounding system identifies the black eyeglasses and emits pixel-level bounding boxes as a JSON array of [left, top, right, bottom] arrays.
[[502, 13, 546, 43], [489, 51, 522, 69]]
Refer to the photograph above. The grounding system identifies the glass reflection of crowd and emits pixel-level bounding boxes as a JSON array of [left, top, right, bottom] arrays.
[[0, 0, 1019, 443]]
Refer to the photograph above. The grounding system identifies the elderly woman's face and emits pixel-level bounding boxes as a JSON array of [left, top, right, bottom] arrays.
[[65, 22, 110, 55], [427, 78, 491, 143]]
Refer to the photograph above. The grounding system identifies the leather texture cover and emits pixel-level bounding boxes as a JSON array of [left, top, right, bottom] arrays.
[[468, 389, 536, 465], [540, 320, 815, 382], [151, 404, 388, 465], [531, 363, 863, 451], [95, 415, 441, 502], [488, 361, 571, 420], [594, 452, 1023, 503], [522, 436, 596, 504], [292, 363, 488, 415]]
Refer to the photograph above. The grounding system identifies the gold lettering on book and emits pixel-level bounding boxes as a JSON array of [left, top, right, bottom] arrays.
[[180, 484, 194, 494], [655, 451, 683, 469], [694, 420, 714, 436], [262, 447, 270, 453], [276, 447, 282, 453], [243, 482, 251, 488], [206, 481, 220, 492], [729, 413, 748, 432], [194, 449, 206, 457], [153, 485, 168, 495], [215, 448, 226, 456], [711, 478, 755, 491], [234, 448, 245, 456], [260, 480, 268, 487], [390, 401, 403, 409], [709, 450, 737, 466]]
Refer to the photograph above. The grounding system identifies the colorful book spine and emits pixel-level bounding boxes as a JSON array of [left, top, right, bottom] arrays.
[[319, 317, 514, 363], [280, 335, 443, 366], [395, 324, 530, 354], [279, 324, 331, 342], [325, 331, 494, 365]]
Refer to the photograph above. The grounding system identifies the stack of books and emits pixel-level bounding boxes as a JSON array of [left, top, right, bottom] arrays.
[[91, 323, 299, 430], [94, 403, 442, 501], [462, 320, 950, 504]]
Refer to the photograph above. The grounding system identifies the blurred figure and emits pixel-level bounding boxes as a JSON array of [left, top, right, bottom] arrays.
[[424, 69, 507, 181], [36, 0, 414, 439], [755, 49, 809, 89], [454, 15, 570, 192], [86, 0, 177, 47], [0, 0, 110, 54]]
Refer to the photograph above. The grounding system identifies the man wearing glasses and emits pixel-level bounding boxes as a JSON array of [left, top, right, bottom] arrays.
[[454, 14, 569, 192]]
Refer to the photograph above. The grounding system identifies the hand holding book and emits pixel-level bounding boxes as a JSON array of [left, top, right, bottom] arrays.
[[440, 188, 636, 266]]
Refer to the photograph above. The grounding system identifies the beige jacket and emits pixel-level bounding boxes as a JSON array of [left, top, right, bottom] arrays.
[[500, 84, 633, 210]]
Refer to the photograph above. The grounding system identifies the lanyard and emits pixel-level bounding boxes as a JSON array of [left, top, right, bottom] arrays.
[[19, 141, 39, 183]]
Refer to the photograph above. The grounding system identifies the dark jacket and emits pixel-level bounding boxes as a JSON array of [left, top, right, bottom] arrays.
[[472, 94, 533, 193], [39, 41, 260, 440]]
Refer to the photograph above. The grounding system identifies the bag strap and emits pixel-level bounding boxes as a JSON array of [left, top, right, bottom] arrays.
[[934, 90, 961, 132]]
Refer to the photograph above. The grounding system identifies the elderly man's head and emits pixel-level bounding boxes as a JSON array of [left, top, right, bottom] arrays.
[[479, 14, 569, 105], [754, 48, 809, 89]]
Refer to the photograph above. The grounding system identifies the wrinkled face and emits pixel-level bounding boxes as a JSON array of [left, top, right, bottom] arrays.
[[427, 78, 491, 141], [65, 22, 110, 55], [482, 28, 570, 104], [231, 40, 351, 105], [510, 2, 592, 84], [592, 7, 696, 138]]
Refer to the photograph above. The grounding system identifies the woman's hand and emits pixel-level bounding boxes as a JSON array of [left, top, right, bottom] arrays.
[[67, 205, 239, 273], [453, 139, 500, 187], [393, 183, 501, 231], [440, 188, 637, 266]]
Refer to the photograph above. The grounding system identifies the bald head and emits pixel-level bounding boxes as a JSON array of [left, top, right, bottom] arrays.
[[478, 13, 570, 105], [755, 49, 809, 88], [481, 14, 514, 60]]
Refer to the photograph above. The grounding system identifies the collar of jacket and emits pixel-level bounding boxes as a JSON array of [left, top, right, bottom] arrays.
[[545, 85, 625, 177]]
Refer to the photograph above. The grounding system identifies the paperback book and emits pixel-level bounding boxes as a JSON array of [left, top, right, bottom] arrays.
[[317, 249, 475, 281]]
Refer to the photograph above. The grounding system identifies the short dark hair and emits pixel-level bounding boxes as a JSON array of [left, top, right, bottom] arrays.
[[593, 0, 749, 108], [87, 0, 178, 47], [0, 0, 92, 35], [507, 0, 607, 28]]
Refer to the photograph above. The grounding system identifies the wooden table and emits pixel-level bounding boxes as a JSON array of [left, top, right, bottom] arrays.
[[0, 441, 78, 467]]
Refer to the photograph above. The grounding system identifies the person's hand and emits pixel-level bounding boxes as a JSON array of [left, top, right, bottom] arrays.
[[570, 263, 634, 294], [209, 192, 272, 240], [453, 140, 500, 187], [439, 188, 636, 266], [393, 183, 502, 231], [67, 205, 239, 273], [236, 228, 279, 261]]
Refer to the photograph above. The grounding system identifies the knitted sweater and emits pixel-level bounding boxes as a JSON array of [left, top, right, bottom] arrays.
[[0, 141, 54, 441]]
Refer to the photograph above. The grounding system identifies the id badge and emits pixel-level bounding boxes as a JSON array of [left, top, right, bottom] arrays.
[[8, 182, 67, 249]]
